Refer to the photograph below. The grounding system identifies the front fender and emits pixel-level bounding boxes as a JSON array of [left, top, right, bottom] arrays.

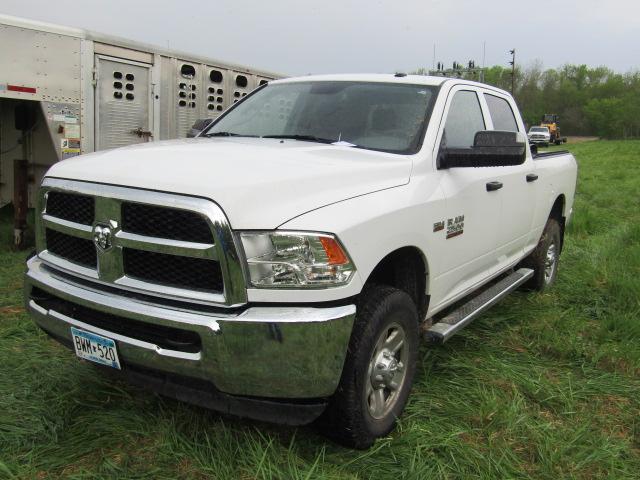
[[276, 181, 444, 299]]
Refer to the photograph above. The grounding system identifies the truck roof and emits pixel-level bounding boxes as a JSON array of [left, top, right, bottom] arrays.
[[272, 73, 512, 96], [273, 73, 447, 86]]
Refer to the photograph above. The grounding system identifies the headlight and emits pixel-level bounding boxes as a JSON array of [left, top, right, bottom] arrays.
[[239, 231, 355, 288]]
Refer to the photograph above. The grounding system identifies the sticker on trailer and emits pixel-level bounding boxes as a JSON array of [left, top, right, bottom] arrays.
[[62, 148, 81, 160], [52, 114, 78, 124], [61, 138, 81, 150], [65, 124, 80, 138]]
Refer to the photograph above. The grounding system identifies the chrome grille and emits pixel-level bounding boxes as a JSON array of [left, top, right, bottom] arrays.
[[36, 178, 247, 307], [123, 248, 223, 292], [122, 202, 214, 243], [45, 228, 97, 268], [45, 191, 95, 225]]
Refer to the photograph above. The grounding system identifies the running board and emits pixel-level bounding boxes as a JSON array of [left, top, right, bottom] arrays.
[[424, 268, 534, 343]]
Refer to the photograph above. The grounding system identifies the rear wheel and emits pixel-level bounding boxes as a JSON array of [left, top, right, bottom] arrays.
[[318, 285, 419, 449], [521, 218, 561, 291]]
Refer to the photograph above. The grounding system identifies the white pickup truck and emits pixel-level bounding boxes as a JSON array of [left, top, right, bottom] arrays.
[[528, 126, 552, 146], [24, 74, 577, 448]]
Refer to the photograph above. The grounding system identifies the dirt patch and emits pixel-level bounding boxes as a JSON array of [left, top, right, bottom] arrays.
[[565, 136, 599, 144], [0, 305, 24, 315]]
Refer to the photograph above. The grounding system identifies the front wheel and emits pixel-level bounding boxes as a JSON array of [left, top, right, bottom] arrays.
[[318, 285, 419, 449]]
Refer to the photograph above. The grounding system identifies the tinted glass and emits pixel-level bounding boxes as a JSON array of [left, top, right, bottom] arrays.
[[485, 94, 519, 132], [442, 90, 485, 148], [204, 82, 438, 154]]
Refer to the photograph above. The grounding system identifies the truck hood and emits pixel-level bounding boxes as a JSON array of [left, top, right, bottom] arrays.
[[46, 138, 412, 229]]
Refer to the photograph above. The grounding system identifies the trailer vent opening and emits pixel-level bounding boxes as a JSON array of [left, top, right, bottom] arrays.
[[126, 73, 134, 81], [179, 100, 186, 107], [217, 88, 223, 95], [113, 72, 123, 79], [181, 64, 196, 78], [114, 92, 123, 99], [114, 81, 122, 89], [235, 75, 248, 88], [210, 70, 223, 83], [217, 105, 223, 111], [126, 84, 134, 91], [126, 93, 134, 101]]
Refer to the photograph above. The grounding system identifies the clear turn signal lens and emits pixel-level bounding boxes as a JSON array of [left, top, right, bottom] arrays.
[[239, 231, 355, 288]]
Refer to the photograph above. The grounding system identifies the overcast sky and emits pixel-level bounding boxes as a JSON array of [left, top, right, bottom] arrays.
[[2, 0, 639, 76]]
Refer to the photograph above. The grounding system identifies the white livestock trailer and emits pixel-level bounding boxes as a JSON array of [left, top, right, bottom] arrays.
[[0, 14, 280, 246]]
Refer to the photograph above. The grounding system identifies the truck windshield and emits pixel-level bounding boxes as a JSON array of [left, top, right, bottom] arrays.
[[530, 127, 548, 132], [203, 81, 438, 154]]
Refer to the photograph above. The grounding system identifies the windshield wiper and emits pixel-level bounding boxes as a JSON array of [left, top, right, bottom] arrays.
[[203, 131, 257, 138], [262, 134, 336, 144]]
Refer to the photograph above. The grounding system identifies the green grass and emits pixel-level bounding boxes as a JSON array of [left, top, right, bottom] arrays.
[[1, 140, 639, 479]]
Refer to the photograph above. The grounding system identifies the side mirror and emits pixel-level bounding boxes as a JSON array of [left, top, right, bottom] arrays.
[[440, 130, 527, 168], [188, 118, 215, 138]]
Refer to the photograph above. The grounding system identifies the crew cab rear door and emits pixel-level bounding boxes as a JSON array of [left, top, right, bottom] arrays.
[[481, 91, 537, 269]]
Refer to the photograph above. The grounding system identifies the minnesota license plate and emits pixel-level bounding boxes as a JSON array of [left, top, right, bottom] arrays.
[[71, 327, 121, 369]]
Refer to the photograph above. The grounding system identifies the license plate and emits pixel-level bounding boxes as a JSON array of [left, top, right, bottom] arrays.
[[71, 327, 121, 369]]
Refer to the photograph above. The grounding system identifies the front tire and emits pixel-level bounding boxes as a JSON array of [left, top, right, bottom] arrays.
[[521, 218, 561, 291], [318, 285, 419, 449]]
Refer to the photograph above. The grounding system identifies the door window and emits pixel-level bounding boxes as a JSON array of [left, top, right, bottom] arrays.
[[484, 94, 519, 131], [442, 90, 485, 148]]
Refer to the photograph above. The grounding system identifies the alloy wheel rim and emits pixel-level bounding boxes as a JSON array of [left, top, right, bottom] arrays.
[[364, 322, 409, 420], [544, 243, 557, 284]]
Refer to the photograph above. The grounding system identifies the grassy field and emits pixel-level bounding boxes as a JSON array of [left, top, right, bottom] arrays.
[[1, 140, 639, 479]]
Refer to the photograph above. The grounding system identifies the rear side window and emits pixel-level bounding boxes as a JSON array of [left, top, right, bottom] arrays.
[[442, 90, 485, 148], [484, 94, 519, 132]]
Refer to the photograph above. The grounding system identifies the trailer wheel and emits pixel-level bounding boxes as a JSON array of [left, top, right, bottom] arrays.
[[318, 285, 419, 449], [520, 218, 561, 291]]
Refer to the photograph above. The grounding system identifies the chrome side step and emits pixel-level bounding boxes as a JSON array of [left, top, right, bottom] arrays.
[[424, 268, 534, 343]]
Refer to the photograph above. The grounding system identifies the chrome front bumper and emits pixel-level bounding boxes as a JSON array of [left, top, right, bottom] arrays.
[[25, 257, 355, 400]]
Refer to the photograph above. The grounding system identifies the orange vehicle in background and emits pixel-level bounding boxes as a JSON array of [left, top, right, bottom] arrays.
[[541, 114, 568, 145]]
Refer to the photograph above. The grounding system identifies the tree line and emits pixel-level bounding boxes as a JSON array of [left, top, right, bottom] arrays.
[[417, 63, 640, 138]]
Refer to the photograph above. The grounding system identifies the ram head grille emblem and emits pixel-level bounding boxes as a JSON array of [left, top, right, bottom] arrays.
[[93, 224, 113, 252]]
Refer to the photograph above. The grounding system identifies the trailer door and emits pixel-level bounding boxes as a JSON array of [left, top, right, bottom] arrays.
[[95, 56, 152, 150]]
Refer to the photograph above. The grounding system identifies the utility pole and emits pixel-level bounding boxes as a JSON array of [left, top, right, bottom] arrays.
[[508, 48, 516, 95], [432, 44, 436, 71]]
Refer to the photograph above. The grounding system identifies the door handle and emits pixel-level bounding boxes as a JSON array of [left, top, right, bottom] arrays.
[[486, 181, 503, 192], [526, 173, 539, 182]]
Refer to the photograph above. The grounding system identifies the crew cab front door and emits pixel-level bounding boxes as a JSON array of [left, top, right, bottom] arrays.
[[430, 87, 502, 308]]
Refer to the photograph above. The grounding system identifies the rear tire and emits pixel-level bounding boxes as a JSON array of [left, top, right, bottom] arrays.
[[521, 218, 561, 291], [317, 285, 419, 449]]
